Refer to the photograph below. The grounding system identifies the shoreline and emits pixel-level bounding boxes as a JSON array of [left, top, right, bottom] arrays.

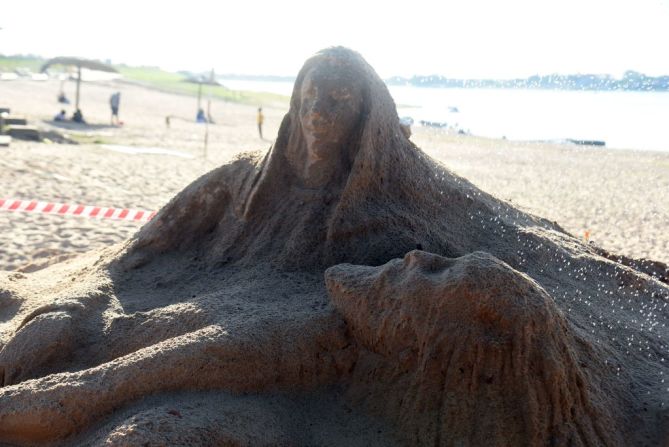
[[0, 79, 667, 271]]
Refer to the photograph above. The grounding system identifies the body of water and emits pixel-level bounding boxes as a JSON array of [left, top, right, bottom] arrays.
[[221, 78, 669, 152]]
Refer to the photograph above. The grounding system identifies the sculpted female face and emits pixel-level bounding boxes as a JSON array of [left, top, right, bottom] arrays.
[[296, 63, 365, 187]]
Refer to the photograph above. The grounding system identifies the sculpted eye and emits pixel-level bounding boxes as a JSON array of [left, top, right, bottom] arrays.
[[328, 95, 339, 108]]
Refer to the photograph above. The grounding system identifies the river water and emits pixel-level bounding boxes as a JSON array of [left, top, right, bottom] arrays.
[[221, 78, 669, 152]]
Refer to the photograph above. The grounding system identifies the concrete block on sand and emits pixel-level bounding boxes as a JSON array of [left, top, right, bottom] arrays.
[[2, 116, 28, 126], [7, 125, 40, 141]]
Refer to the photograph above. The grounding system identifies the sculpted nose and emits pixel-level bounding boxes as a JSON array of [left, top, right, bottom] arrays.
[[404, 250, 429, 268], [403, 250, 455, 273]]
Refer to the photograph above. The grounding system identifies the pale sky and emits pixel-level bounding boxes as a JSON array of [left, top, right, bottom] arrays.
[[2, 0, 669, 78]]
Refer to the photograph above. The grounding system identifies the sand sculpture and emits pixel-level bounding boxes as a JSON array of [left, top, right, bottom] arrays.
[[0, 47, 668, 446]]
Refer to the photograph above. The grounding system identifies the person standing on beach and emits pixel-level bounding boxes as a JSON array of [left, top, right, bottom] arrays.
[[257, 107, 264, 139], [110, 92, 121, 126]]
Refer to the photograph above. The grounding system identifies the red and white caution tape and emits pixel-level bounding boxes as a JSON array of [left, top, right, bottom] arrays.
[[0, 198, 156, 222]]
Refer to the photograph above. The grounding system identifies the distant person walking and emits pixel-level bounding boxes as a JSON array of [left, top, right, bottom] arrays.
[[196, 108, 207, 123], [257, 107, 264, 139], [109, 92, 121, 125]]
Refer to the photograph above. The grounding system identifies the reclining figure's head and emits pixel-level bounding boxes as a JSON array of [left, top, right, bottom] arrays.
[[325, 250, 563, 360]]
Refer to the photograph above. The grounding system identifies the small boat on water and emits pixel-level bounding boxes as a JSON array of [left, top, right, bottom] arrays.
[[566, 139, 606, 147], [419, 120, 448, 128]]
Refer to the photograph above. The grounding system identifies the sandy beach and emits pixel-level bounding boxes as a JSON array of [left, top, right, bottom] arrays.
[[0, 48, 667, 445], [1, 78, 667, 272]]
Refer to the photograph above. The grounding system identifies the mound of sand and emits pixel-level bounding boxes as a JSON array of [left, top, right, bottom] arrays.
[[0, 47, 668, 446]]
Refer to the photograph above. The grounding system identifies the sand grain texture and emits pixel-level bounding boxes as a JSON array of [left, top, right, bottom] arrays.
[[0, 48, 668, 446]]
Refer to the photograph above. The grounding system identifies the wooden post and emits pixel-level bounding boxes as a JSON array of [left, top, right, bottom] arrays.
[[203, 98, 210, 160], [197, 82, 202, 112], [203, 69, 214, 160], [204, 119, 208, 160], [75, 65, 82, 110]]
